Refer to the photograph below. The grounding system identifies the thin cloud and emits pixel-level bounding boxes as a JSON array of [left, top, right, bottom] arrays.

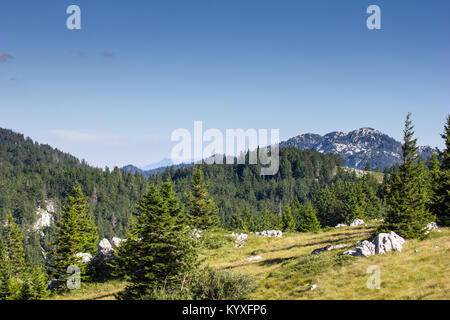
[[102, 51, 116, 58], [0, 53, 13, 63], [50, 130, 125, 146]]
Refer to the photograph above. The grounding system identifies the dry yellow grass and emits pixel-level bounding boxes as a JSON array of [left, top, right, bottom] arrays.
[[201, 225, 449, 300], [50, 279, 127, 300], [51, 224, 450, 300]]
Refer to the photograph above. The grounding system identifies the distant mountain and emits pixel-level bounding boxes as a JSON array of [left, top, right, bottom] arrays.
[[280, 127, 435, 170], [141, 158, 173, 171], [122, 162, 193, 178], [123, 127, 436, 176]]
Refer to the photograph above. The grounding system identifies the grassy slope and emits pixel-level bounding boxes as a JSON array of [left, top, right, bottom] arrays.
[[52, 224, 450, 300]]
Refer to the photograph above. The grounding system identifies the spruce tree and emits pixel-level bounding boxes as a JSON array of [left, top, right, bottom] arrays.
[[298, 204, 321, 232], [49, 185, 98, 290], [280, 205, 296, 231], [112, 182, 198, 300], [186, 168, 219, 230], [433, 115, 450, 226], [381, 114, 434, 239], [0, 214, 26, 276]]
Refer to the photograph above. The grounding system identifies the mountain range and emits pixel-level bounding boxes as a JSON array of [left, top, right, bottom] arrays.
[[123, 127, 436, 176]]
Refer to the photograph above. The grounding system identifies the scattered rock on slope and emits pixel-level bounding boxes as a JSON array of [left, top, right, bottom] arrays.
[[255, 230, 283, 237], [312, 243, 349, 255], [343, 231, 405, 257]]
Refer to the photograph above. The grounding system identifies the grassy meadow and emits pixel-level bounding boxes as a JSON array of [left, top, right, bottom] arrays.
[[52, 222, 450, 300]]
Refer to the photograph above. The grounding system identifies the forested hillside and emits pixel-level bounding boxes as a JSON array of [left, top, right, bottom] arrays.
[[0, 128, 150, 264], [0, 126, 434, 267]]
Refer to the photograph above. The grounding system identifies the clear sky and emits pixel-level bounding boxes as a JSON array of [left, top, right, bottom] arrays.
[[1, 0, 449, 168]]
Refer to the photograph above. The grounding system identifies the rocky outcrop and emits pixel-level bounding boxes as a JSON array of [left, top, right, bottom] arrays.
[[75, 252, 93, 263], [111, 237, 126, 247], [335, 219, 365, 228], [231, 232, 248, 247], [33, 200, 56, 231], [98, 239, 113, 257], [425, 222, 439, 234], [97, 237, 126, 259], [343, 231, 405, 257], [350, 219, 365, 227], [255, 230, 283, 237], [372, 231, 405, 254], [335, 223, 347, 228]]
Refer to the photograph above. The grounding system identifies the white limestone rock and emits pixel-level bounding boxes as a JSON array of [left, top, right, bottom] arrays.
[[373, 231, 405, 254], [350, 218, 365, 227], [355, 240, 376, 257], [75, 252, 93, 263], [33, 200, 56, 231], [111, 237, 126, 248], [425, 222, 439, 234], [98, 238, 113, 257], [246, 255, 262, 262], [255, 230, 283, 237]]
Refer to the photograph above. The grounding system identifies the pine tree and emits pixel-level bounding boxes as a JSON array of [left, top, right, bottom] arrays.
[[0, 214, 26, 276], [298, 204, 321, 232], [186, 169, 219, 230], [280, 205, 296, 231], [433, 115, 450, 226], [111, 182, 198, 300], [381, 114, 434, 239], [49, 185, 98, 290]]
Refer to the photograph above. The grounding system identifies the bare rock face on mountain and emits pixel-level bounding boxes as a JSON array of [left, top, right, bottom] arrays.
[[280, 127, 434, 169], [33, 200, 56, 231]]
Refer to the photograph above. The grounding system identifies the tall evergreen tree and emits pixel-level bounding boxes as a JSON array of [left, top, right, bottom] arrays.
[[0, 216, 49, 300], [433, 115, 450, 226], [112, 182, 198, 300], [280, 205, 296, 231], [381, 114, 434, 239], [0, 214, 26, 276], [297, 204, 321, 232], [186, 168, 219, 230], [49, 185, 98, 289]]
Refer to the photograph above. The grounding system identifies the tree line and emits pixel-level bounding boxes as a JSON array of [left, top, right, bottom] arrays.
[[0, 113, 448, 299]]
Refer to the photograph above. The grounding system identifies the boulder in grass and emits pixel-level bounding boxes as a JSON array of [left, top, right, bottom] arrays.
[[335, 223, 347, 228], [75, 252, 93, 263], [355, 240, 376, 257], [312, 243, 349, 255], [98, 238, 113, 257], [425, 222, 439, 234], [373, 231, 405, 254], [350, 219, 365, 227], [255, 230, 283, 237], [246, 255, 262, 262]]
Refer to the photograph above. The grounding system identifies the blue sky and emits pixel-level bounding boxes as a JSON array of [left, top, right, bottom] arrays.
[[1, 0, 449, 168]]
